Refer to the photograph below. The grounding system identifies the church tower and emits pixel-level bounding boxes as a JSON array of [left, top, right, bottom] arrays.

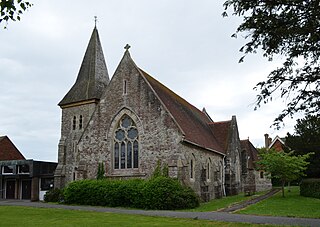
[[54, 26, 109, 188]]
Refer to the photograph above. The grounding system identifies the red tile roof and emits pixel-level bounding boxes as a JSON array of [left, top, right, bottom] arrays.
[[208, 121, 231, 151], [240, 139, 258, 169], [139, 69, 225, 155], [0, 136, 25, 160]]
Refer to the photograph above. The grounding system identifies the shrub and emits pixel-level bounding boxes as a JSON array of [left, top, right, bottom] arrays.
[[63, 179, 145, 207], [141, 176, 199, 210], [62, 177, 199, 210], [96, 162, 105, 180], [44, 188, 64, 203], [300, 178, 320, 199]]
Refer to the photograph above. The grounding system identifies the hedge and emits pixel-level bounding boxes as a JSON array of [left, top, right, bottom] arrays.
[[300, 178, 320, 199], [62, 177, 199, 210], [44, 188, 64, 203]]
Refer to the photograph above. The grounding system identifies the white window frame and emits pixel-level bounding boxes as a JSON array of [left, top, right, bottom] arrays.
[[2, 165, 14, 175]]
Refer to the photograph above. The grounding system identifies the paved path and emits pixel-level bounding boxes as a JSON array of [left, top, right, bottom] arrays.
[[219, 188, 281, 212], [1, 200, 320, 226]]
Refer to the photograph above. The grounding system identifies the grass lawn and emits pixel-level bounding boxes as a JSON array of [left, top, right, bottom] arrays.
[[0, 206, 284, 227], [237, 186, 320, 218], [187, 190, 268, 212]]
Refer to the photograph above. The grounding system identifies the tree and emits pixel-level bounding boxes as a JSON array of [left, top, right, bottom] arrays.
[[223, 1, 320, 128], [257, 148, 312, 197], [286, 115, 320, 178], [0, 0, 32, 28]]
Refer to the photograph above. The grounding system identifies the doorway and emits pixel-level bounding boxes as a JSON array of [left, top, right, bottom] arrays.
[[21, 180, 31, 200], [6, 180, 15, 199]]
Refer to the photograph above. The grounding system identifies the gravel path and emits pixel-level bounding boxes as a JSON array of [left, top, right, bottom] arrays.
[[1, 199, 320, 226]]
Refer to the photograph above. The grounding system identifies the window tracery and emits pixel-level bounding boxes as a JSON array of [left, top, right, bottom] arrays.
[[114, 115, 139, 169]]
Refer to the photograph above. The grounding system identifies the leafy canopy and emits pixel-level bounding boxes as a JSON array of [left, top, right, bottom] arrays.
[[257, 148, 312, 196], [0, 0, 32, 28], [286, 115, 320, 177], [223, 0, 320, 128]]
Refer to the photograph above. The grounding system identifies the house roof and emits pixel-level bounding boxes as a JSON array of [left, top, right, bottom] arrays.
[[268, 135, 286, 150], [240, 139, 258, 169], [59, 27, 109, 107], [0, 136, 25, 160], [138, 67, 225, 155]]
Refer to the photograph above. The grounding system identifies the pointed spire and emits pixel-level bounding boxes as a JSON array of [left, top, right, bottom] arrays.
[[59, 26, 109, 107]]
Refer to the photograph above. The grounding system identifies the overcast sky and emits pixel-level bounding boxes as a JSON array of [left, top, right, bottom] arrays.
[[0, 0, 297, 162]]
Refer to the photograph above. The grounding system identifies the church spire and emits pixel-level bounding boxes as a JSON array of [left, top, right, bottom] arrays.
[[59, 26, 110, 107]]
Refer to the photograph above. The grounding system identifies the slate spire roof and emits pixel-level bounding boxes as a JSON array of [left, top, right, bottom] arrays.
[[59, 27, 109, 107]]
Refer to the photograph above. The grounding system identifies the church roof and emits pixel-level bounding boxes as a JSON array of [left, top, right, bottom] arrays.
[[139, 69, 225, 155], [0, 136, 25, 160], [59, 27, 109, 107], [208, 120, 232, 151], [240, 139, 259, 169]]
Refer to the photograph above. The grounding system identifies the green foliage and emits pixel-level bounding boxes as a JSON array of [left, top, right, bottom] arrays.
[[62, 177, 199, 210], [141, 176, 199, 210], [152, 160, 163, 179], [300, 178, 320, 199], [151, 160, 169, 178], [96, 162, 105, 180], [257, 148, 312, 197], [223, 0, 320, 127], [44, 188, 64, 203], [286, 115, 320, 178], [0, 0, 32, 28]]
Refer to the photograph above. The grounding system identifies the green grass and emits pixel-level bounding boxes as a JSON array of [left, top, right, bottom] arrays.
[[0, 206, 283, 227], [237, 186, 320, 218], [187, 191, 268, 212]]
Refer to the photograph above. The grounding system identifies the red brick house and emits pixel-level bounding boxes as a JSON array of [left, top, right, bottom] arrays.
[[264, 134, 286, 152], [0, 136, 25, 160], [0, 136, 57, 201]]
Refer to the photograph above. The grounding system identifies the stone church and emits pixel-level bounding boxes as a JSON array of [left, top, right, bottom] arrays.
[[54, 27, 271, 201]]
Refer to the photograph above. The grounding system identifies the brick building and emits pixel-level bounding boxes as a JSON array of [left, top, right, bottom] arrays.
[[0, 136, 57, 201], [54, 27, 271, 200]]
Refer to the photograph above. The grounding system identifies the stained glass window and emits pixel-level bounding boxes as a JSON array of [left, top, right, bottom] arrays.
[[113, 115, 139, 169], [114, 143, 119, 169]]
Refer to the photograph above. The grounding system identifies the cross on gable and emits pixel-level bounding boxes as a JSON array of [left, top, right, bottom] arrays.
[[94, 16, 98, 27], [124, 44, 131, 50]]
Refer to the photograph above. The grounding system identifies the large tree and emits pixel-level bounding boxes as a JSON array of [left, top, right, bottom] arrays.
[[223, 0, 320, 128], [286, 115, 320, 178], [257, 148, 312, 197], [0, 0, 32, 28]]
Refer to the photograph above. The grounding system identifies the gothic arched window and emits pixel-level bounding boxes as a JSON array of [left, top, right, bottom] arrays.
[[190, 154, 195, 180], [207, 159, 211, 181], [79, 115, 83, 130], [72, 116, 76, 130], [114, 115, 139, 169]]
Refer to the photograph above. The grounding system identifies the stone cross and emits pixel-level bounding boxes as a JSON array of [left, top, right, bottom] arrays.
[[124, 44, 131, 50], [94, 16, 98, 27]]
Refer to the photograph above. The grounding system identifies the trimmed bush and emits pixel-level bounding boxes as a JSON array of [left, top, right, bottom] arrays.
[[300, 178, 320, 199], [62, 177, 199, 210], [63, 179, 145, 207], [44, 188, 64, 203], [141, 176, 199, 210]]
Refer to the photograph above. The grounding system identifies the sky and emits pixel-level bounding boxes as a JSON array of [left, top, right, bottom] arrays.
[[0, 0, 298, 162]]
